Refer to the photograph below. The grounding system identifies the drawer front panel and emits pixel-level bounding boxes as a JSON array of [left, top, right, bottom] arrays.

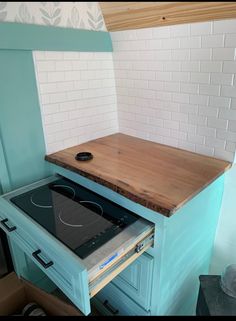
[[95, 282, 150, 316], [112, 252, 154, 310]]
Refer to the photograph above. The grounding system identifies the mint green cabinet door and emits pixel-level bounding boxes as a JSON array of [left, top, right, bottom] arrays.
[[111, 252, 154, 310], [0, 198, 91, 316]]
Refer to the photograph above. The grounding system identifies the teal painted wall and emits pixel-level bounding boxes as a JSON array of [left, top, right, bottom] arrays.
[[0, 22, 112, 194], [0, 22, 112, 52], [210, 164, 236, 274], [0, 50, 51, 192]]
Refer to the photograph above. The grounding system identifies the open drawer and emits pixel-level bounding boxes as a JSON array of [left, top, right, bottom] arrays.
[[0, 177, 154, 316]]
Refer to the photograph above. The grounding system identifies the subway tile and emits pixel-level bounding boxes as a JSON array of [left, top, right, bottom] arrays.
[[190, 72, 210, 84], [179, 103, 198, 114], [213, 19, 236, 34], [212, 48, 235, 61], [197, 126, 216, 137], [172, 72, 190, 82], [199, 105, 218, 117], [195, 144, 214, 157], [229, 120, 236, 132], [210, 73, 233, 86], [179, 122, 197, 134], [224, 34, 236, 47], [181, 61, 200, 72], [219, 109, 236, 121], [200, 62, 222, 72], [162, 38, 180, 49], [199, 84, 220, 96], [178, 140, 195, 152], [171, 49, 190, 61], [201, 35, 224, 48], [162, 137, 179, 147], [205, 136, 225, 149], [214, 149, 234, 161], [180, 83, 198, 94], [190, 94, 209, 105], [190, 21, 212, 36], [172, 92, 189, 103], [223, 62, 236, 73], [152, 26, 171, 39], [221, 86, 236, 98], [209, 96, 231, 109], [187, 134, 204, 144], [170, 24, 190, 37], [190, 48, 211, 60], [207, 117, 228, 130], [179, 36, 201, 48]]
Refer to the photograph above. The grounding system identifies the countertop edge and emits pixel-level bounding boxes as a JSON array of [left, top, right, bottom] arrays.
[[45, 155, 172, 217]]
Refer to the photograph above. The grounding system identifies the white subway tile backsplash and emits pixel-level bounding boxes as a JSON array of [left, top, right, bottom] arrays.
[[221, 85, 236, 98], [188, 134, 205, 144], [34, 51, 118, 154], [199, 84, 220, 96], [34, 19, 236, 161], [209, 96, 231, 108], [219, 109, 236, 120], [196, 144, 214, 157], [207, 117, 228, 130], [210, 73, 233, 85], [199, 106, 218, 117], [190, 21, 212, 36], [224, 34, 236, 47], [197, 126, 216, 137], [212, 48, 235, 61], [180, 83, 198, 94], [213, 19, 236, 34], [172, 71, 190, 82], [172, 93, 189, 103], [190, 72, 210, 84], [179, 36, 201, 48], [152, 26, 171, 39], [229, 120, 236, 132], [201, 35, 224, 48], [205, 136, 226, 149], [190, 48, 211, 60], [171, 49, 190, 61], [214, 149, 234, 161], [223, 62, 236, 73], [181, 61, 200, 72], [179, 103, 198, 114], [170, 24, 190, 37], [200, 62, 222, 73]]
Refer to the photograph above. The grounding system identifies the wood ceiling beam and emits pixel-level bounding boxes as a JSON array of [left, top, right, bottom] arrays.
[[99, 2, 236, 31]]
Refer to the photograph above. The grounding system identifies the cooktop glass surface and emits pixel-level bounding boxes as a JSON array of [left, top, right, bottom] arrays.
[[10, 177, 138, 259]]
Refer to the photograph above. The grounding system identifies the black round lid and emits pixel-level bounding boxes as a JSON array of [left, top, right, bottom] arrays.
[[75, 152, 93, 161]]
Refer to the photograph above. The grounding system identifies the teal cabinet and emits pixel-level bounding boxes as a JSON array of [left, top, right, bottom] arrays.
[[94, 252, 154, 315], [0, 176, 154, 316], [111, 252, 154, 311], [52, 165, 225, 316], [0, 193, 90, 315]]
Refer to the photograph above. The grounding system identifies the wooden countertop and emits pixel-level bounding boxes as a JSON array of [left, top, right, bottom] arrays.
[[45, 133, 231, 217]]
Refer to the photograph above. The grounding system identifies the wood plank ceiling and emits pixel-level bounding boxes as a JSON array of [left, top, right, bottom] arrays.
[[99, 2, 236, 31]]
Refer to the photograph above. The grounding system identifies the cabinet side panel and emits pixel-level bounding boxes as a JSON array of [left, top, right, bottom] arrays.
[[157, 175, 224, 315]]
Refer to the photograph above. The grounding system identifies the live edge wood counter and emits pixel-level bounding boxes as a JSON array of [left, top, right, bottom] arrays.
[[45, 133, 231, 217]]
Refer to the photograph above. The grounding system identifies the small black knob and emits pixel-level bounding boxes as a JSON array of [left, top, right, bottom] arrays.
[[75, 152, 93, 161]]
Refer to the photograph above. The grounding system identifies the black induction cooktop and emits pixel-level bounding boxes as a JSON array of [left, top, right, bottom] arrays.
[[10, 177, 139, 259]]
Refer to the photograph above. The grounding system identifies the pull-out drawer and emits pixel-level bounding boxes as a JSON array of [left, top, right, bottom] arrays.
[[0, 190, 155, 316], [93, 281, 151, 316], [111, 252, 154, 310]]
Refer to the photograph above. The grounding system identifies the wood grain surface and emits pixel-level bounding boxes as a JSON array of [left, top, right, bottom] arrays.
[[45, 134, 231, 217], [99, 2, 236, 31]]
